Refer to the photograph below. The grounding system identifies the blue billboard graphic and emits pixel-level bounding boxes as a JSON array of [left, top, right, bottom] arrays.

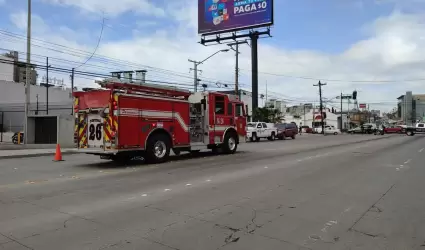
[[198, 0, 274, 35]]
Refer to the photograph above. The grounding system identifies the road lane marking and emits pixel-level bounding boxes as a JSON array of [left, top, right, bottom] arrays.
[[141, 194, 148, 197], [264, 166, 269, 169], [164, 189, 171, 192], [404, 159, 411, 164], [206, 179, 211, 182], [185, 183, 192, 186], [420, 148, 424, 153]]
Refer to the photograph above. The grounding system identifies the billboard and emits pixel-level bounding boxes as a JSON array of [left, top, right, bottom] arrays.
[[359, 103, 367, 109], [198, 0, 274, 35]]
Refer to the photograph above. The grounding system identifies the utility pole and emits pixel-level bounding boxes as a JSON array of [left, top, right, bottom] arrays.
[[46, 57, 49, 114], [228, 40, 247, 97], [71, 68, 75, 115], [36, 94, 39, 115], [368, 104, 371, 123], [24, 0, 31, 144], [313, 81, 327, 134], [265, 81, 268, 103], [188, 60, 201, 92], [303, 104, 306, 126], [340, 93, 343, 130]]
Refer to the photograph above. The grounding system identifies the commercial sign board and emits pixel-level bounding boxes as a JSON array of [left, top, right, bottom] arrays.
[[198, 0, 274, 35], [359, 103, 367, 109]]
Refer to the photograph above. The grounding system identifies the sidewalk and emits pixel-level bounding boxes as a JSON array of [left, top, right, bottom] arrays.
[[0, 146, 79, 159]]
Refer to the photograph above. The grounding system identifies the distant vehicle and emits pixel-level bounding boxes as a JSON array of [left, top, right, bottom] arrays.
[[12, 132, 24, 144], [275, 123, 298, 140], [324, 125, 340, 135], [406, 123, 425, 136], [348, 127, 362, 134], [314, 125, 336, 134], [246, 122, 278, 142], [383, 126, 402, 134], [300, 125, 313, 133]]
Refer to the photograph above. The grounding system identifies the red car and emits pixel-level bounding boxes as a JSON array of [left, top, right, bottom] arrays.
[[384, 126, 402, 134], [275, 123, 298, 140]]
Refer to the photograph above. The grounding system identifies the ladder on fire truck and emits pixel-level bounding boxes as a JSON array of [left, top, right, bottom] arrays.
[[95, 78, 192, 100]]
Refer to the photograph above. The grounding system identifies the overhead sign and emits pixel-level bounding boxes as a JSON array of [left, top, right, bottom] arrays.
[[198, 0, 274, 35]]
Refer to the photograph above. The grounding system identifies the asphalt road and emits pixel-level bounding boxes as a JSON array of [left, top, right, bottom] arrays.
[[1, 134, 424, 250]]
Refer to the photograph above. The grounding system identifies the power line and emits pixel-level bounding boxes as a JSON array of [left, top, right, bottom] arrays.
[[74, 16, 105, 69], [239, 68, 425, 83], [0, 30, 243, 87]]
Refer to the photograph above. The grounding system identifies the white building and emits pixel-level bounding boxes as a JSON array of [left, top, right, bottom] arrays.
[[0, 54, 15, 82], [265, 98, 287, 113], [283, 107, 347, 129]]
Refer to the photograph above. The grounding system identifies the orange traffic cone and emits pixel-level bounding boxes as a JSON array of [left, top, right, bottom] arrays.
[[53, 144, 64, 162]]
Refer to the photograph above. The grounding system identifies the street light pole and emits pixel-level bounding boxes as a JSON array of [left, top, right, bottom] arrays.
[[24, 0, 31, 144], [189, 49, 229, 92]]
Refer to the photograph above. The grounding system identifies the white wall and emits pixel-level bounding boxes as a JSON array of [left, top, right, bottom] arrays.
[[58, 115, 74, 147], [0, 80, 72, 104], [0, 56, 14, 82]]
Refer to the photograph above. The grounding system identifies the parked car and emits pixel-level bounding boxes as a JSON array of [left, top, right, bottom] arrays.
[[300, 125, 313, 133], [348, 127, 362, 134], [275, 123, 298, 140], [324, 125, 341, 135], [314, 125, 336, 134], [246, 122, 278, 142]]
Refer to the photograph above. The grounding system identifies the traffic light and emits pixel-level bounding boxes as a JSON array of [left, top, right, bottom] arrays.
[[353, 91, 357, 100]]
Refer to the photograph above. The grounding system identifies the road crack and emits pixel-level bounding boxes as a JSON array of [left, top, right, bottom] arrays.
[[348, 183, 395, 231]]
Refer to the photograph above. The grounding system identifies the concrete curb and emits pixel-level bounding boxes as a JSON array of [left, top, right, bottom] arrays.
[[0, 135, 398, 160], [0, 151, 80, 160]]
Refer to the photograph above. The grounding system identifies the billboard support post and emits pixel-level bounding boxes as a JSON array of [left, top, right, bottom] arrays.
[[251, 32, 259, 115]]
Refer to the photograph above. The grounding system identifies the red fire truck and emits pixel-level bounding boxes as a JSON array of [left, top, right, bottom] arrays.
[[73, 79, 247, 163]]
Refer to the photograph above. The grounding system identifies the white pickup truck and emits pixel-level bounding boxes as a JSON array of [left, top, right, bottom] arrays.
[[246, 122, 278, 142]]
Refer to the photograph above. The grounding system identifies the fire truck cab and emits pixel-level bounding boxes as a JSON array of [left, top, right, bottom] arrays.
[[73, 79, 247, 163]]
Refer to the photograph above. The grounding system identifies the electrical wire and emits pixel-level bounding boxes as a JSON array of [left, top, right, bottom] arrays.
[[73, 16, 105, 69]]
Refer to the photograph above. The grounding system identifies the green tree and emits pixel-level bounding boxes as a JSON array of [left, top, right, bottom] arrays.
[[253, 107, 282, 123]]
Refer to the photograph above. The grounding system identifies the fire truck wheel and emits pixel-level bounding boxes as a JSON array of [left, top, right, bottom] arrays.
[[145, 133, 171, 163], [222, 132, 238, 154]]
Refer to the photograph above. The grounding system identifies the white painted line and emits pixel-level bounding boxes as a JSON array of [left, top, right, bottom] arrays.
[[141, 194, 148, 197], [404, 159, 411, 164], [400, 165, 404, 167], [396, 168, 400, 171], [420, 148, 424, 153], [264, 166, 269, 169], [185, 183, 192, 186], [164, 189, 171, 192]]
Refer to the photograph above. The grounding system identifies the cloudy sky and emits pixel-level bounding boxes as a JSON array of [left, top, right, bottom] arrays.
[[1, 0, 425, 112]]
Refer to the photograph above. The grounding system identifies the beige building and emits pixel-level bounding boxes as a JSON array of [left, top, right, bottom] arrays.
[[0, 50, 37, 85]]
